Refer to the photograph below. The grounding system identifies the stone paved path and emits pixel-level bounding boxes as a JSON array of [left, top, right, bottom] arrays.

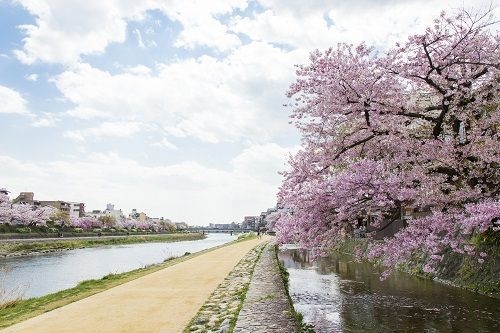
[[233, 242, 299, 333]]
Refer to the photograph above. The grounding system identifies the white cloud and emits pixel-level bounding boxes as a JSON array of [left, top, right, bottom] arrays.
[[30, 112, 59, 127], [0, 85, 31, 115], [12, 0, 250, 64], [25, 73, 38, 81], [232, 142, 295, 183], [174, 15, 241, 52], [12, 0, 498, 66], [62, 131, 85, 142], [160, 0, 247, 52], [124, 65, 152, 75], [13, 0, 159, 64], [63, 121, 147, 142], [152, 137, 178, 150], [133, 29, 146, 49], [53, 43, 302, 144], [232, 0, 500, 50]]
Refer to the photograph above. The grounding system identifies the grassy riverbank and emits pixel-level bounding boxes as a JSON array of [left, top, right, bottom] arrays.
[[0, 233, 204, 257], [0, 233, 256, 329]]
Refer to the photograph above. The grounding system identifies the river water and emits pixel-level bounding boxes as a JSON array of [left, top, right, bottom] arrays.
[[0, 233, 236, 299], [278, 248, 500, 333]]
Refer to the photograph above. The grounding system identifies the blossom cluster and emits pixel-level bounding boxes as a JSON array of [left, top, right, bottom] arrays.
[[275, 9, 500, 274]]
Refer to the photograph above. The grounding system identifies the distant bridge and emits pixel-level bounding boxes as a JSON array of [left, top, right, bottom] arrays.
[[190, 228, 254, 234]]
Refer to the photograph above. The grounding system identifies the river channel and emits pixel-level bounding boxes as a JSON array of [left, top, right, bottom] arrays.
[[1, 233, 236, 299], [278, 247, 500, 333]]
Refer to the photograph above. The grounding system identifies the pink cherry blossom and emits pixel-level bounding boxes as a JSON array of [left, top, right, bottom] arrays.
[[275, 8, 500, 276]]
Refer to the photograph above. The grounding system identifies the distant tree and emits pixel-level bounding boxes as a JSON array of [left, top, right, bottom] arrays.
[[49, 210, 70, 227], [160, 220, 177, 232], [98, 215, 116, 228], [71, 216, 103, 230], [0, 193, 12, 224], [276, 9, 500, 275]]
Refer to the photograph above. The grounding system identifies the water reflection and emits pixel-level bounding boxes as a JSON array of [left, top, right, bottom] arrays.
[[0, 233, 236, 299], [279, 248, 500, 333]]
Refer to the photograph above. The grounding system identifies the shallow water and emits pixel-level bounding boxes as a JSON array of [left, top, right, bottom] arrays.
[[278, 248, 500, 333], [0, 233, 236, 299]]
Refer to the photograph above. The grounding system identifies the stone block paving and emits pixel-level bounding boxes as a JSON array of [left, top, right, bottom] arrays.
[[185, 242, 267, 333], [233, 242, 299, 333]]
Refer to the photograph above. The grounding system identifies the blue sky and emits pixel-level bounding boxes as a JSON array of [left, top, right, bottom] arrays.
[[0, 0, 496, 225]]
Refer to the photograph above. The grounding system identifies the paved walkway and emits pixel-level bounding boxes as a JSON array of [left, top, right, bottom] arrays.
[[233, 242, 299, 333], [0, 237, 267, 333]]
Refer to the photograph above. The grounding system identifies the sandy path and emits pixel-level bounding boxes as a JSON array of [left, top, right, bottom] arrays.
[[1, 237, 266, 333]]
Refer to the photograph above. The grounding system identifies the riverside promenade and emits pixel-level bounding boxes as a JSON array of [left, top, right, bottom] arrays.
[[1, 237, 268, 333]]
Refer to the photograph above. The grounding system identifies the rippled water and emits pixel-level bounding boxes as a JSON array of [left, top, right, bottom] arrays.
[[0, 233, 236, 299], [278, 248, 500, 333]]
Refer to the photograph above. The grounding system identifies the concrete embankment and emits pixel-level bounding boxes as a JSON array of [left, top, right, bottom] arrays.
[[0, 237, 267, 333]]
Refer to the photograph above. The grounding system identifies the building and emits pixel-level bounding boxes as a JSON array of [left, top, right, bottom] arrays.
[[38, 201, 84, 219], [242, 216, 258, 230], [103, 203, 124, 221], [70, 202, 85, 218], [13, 192, 37, 205], [129, 209, 148, 222], [39, 201, 71, 216], [86, 210, 104, 219], [11, 191, 85, 218]]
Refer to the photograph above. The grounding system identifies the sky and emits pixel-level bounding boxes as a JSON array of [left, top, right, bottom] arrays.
[[0, 0, 498, 226]]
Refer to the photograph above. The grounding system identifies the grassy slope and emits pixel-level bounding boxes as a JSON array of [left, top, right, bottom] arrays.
[[0, 233, 204, 257]]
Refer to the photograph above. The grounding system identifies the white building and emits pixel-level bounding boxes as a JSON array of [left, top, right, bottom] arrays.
[[104, 203, 124, 221], [68, 202, 83, 219]]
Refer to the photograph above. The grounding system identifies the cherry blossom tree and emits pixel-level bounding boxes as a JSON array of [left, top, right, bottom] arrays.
[[0, 193, 56, 227], [11, 204, 57, 227], [0, 193, 11, 224], [70, 216, 102, 230], [276, 9, 500, 274]]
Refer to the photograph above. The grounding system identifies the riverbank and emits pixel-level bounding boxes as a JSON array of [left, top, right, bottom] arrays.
[[0, 234, 266, 332], [332, 238, 500, 299], [0, 233, 204, 257]]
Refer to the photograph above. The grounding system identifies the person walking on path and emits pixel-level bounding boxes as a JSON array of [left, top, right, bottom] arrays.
[[0, 237, 267, 333]]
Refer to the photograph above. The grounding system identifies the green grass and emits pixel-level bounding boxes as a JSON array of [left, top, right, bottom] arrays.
[[0, 233, 204, 257], [0, 236, 252, 329]]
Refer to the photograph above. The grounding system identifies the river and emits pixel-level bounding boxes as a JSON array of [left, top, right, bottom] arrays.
[[0, 233, 236, 299], [278, 247, 500, 333]]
